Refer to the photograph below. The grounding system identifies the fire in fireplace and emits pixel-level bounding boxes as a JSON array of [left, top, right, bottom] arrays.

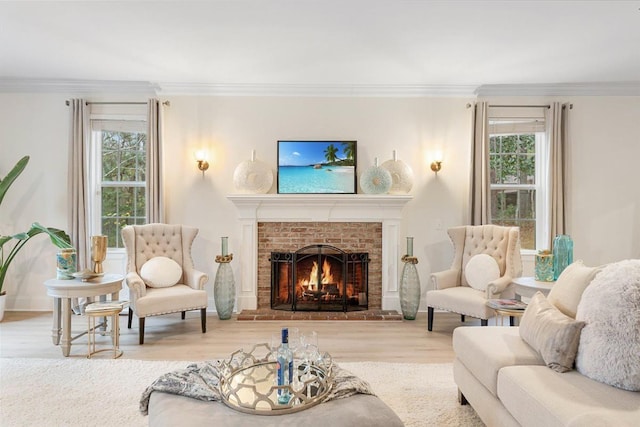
[[270, 244, 369, 312]]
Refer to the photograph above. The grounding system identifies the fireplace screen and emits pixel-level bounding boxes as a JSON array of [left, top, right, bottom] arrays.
[[270, 244, 369, 312]]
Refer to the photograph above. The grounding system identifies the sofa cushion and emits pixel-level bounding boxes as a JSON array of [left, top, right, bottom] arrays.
[[452, 326, 544, 397], [465, 254, 501, 291], [140, 256, 183, 288], [498, 365, 640, 427], [519, 292, 585, 373], [547, 260, 601, 318], [575, 259, 640, 391]]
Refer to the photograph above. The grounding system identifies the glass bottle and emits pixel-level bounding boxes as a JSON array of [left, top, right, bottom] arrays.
[[399, 237, 420, 320], [277, 327, 293, 404], [214, 237, 235, 320], [552, 235, 574, 280]]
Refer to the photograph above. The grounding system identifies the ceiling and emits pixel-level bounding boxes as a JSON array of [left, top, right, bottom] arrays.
[[1, 1, 639, 96]]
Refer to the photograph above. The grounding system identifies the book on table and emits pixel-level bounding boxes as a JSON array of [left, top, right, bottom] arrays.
[[487, 299, 528, 310]]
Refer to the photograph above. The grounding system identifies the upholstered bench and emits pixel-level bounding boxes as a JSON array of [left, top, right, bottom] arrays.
[[148, 392, 404, 427]]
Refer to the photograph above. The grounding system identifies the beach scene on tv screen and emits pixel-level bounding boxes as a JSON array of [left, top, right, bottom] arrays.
[[278, 141, 356, 193]]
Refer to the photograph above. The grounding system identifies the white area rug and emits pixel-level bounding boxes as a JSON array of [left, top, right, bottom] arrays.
[[0, 358, 483, 426]]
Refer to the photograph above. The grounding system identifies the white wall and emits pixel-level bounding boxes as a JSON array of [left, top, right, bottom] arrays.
[[1, 92, 638, 312]]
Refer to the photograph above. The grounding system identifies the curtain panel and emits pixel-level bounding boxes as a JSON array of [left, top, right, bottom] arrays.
[[67, 99, 91, 271], [547, 102, 569, 246], [469, 102, 490, 225], [147, 99, 165, 223]]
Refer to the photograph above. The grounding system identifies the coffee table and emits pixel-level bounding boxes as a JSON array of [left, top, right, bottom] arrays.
[[43, 274, 123, 356]]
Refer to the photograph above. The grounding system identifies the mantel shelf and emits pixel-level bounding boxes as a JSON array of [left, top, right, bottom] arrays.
[[227, 194, 412, 222]]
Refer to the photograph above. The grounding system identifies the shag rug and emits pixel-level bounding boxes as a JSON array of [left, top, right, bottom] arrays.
[[0, 358, 483, 427]]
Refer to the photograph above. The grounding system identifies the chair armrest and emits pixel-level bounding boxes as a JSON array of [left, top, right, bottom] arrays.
[[486, 276, 513, 299], [125, 272, 147, 299], [187, 269, 209, 290], [430, 269, 461, 290]]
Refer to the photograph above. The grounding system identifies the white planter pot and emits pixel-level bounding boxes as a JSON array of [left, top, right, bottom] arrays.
[[0, 293, 6, 322]]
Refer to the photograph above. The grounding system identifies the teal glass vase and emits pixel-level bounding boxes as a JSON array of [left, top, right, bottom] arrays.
[[552, 235, 574, 280]]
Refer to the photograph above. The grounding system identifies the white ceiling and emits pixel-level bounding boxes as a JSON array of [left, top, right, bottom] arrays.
[[1, 1, 639, 95]]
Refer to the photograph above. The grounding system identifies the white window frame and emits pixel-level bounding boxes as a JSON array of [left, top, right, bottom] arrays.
[[489, 126, 549, 254], [89, 113, 147, 254]]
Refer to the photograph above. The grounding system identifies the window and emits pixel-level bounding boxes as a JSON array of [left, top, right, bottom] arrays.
[[90, 116, 147, 249], [488, 114, 548, 251]]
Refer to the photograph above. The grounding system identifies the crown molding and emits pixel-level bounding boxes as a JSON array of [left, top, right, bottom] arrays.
[[155, 82, 477, 97], [0, 78, 160, 94], [475, 82, 640, 97], [1, 78, 639, 97]]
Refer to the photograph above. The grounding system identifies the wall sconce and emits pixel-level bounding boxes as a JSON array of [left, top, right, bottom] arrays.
[[430, 150, 443, 173], [430, 160, 442, 173], [195, 150, 209, 176]]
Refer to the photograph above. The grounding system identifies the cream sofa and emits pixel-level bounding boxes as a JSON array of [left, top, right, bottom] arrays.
[[452, 261, 640, 427]]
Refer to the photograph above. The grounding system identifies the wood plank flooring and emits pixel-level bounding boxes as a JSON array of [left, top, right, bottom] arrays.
[[0, 310, 482, 363]]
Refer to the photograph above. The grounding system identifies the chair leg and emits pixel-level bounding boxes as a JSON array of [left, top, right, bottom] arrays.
[[128, 307, 133, 329], [181, 311, 186, 320], [481, 319, 488, 326], [461, 314, 465, 322], [139, 317, 145, 345], [201, 308, 206, 333], [458, 389, 468, 405], [427, 307, 434, 331]]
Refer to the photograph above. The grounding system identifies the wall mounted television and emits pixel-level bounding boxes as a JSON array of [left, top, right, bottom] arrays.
[[277, 140, 357, 194]]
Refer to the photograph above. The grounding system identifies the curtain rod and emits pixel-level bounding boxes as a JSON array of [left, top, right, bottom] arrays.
[[466, 103, 573, 109], [65, 100, 170, 106]]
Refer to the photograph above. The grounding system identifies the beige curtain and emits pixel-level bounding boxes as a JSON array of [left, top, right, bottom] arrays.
[[146, 99, 164, 223], [68, 99, 91, 270], [547, 102, 569, 246], [469, 101, 490, 225]]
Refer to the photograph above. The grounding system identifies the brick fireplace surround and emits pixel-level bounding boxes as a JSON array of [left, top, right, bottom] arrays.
[[227, 195, 411, 320]]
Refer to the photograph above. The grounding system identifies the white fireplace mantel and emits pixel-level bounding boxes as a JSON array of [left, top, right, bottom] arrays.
[[227, 194, 412, 311]]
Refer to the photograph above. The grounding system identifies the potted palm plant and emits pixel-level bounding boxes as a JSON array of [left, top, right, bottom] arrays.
[[0, 155, 72, 320]]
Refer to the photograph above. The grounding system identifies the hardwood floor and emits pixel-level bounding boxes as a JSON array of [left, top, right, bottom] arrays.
[[0, 310, 482, 363]]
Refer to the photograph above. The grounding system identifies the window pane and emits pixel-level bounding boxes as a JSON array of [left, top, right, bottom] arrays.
[[490, 134, 536, 185], [101, 186, 146, 249], [101, 131, 146, 182], [491, 189, 536, 250]]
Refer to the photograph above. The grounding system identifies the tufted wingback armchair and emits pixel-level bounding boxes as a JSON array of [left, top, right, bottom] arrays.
[[426, 225, 522, 331], [121, 223, 209, 344]]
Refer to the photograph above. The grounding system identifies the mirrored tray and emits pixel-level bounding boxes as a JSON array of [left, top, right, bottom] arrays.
[[72, 269, 105, 282], [218, 343, 334, 415]]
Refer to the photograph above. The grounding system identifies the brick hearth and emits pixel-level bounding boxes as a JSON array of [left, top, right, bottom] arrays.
[[237, 308, 402, 321], [257, 221, 382, 309]]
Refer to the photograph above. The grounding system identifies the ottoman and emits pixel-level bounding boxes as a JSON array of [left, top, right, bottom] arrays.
[[148, 392, 404, 427]]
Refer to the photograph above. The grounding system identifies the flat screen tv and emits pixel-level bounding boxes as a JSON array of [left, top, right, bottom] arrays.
[[277, 140, 357, 194]]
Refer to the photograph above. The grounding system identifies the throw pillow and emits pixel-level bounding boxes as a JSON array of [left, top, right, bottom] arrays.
[[519, 292, 586, 373], [547, 260, 602, 318], [140, 256, 183, 288], [575, 259, 640, 391], [464, 254, 500, 291]]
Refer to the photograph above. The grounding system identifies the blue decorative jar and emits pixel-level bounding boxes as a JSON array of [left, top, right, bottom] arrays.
[[535, 250, 554, 282], [552, 235, 574, 280]]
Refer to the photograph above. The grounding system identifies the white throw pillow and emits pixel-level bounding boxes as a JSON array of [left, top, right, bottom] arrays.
[[465, 254, 500, 291], [575, 260, 640, 391], [140, 257, 183, 288], [547, 260, 602, 319]]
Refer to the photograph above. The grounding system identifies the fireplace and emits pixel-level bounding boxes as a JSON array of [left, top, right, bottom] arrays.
[[271, 244, 369, 312]]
